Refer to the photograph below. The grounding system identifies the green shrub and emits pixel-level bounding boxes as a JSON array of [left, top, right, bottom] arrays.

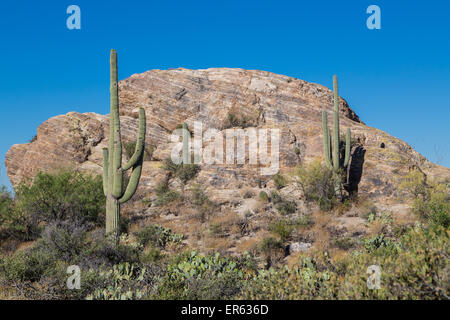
[[38, 220, 91, 262], [158, 251, 245, 299], [273, 173, 287, 190], [1, 171, 104, 240], [399, 169, 428, 199], [259, 191, 269, 202], [134, 224, 183, 249], [124, 141, 154, 161], [269, 219, 294, 242], [189, 184, 215, 222], [332, 237, 356, 250], [0, 246, 58, 283], [240, 225, 449, 299], [155, 190, 180, 206], [276, 200, 296, 215], [296, 159, 337, 211], [86, 263, 149, 300], [296, 214, 313, 228], [258, 237, 284, 267], [413, 186, 449, 229], [177, 164, 201, 184], [154, 180, 180, 206], [209, 222, 223, 236], [15, 170, 105, 225], [162, 158, 200, 184], [360, 233, 400, 256], [226, 112, 254, 128], [400, 172, 449, 228], [0, 186, 14, 237]]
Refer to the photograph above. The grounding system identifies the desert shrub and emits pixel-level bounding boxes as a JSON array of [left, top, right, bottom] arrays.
[[189, 184, 215, 221], [296, 214, 314, 228], [141, 247, 164, 263], [190, 184, 210, 206], [14, 170, 105, 227], [154, 180, 180, 206], [269, 219, 294, 242], [155, 190, 180, 206], [0, 186, 12, 214], [225, 112, 254, 128], [157, 251, 245, 299], [162, 158, 200, 184], [412, 185, 449, 229], [399, 169, 428, 199], [124, 141, 154, 161], [134, 224, 183, 249], [37, 220, 92, 263], [366, 211, 393, 225], [0, 187, 16, 239], [270, 190, 282, 204], [86, 234, 141, 268], [209, 222, 223, 236], [239, 257, 334, 299], [400, 171, 449, 228], [259, 191, 269, 202], [259, 237, 285, 267], [276, 200, 296, 215], [0, 245, 58, 283], [360, 234, 400, 256], [86, 263, 151, 300], [177, 164, 200, 184], [240, 224, 449, 299], [358, 198, 378, 220], [273, 173, 287, 190], [296, 159, 337, 211], [332, 237, 356, 250]]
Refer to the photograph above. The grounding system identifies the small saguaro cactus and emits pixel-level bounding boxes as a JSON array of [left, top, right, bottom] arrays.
[[322, 75, 351, 199], [103, 49, 146, 244]]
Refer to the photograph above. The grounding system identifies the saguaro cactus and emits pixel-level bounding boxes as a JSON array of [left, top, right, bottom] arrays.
[[322, 75, 351, 199], [103, 49, 146, 243]]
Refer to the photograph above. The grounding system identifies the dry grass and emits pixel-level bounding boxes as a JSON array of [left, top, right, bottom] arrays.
[[202, 235, 233, 255], [308, 211, 332, 253]]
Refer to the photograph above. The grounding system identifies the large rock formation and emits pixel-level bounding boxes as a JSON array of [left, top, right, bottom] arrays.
[[6, 68, 448, 193], [6, 68, 449, 253]]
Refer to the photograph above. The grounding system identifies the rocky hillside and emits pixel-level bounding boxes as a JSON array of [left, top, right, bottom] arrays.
[[5, 68, 450, 255]]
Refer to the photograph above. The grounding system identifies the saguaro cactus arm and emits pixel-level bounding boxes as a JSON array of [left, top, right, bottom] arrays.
[[123, 108, 146, 171], [322, 111, 332, 169], [344, 128, 351, 167], [119, 155, 144, 204]]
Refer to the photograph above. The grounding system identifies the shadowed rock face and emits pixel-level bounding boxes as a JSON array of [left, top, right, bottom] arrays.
[[5, 68, 449, 204]]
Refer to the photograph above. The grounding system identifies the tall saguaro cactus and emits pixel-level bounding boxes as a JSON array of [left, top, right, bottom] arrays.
[[103, 49, 146, 244], [322, 75, 351, 199]]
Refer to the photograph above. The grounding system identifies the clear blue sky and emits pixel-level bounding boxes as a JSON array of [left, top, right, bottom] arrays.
[[1, 0, 449, 190]]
